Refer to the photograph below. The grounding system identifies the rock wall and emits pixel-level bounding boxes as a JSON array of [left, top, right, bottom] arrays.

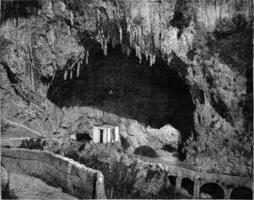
[[1, 148, 106, 199], [0, 0, 252, 176]]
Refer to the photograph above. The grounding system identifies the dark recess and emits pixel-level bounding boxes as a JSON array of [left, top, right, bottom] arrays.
[[48, 44, 195, 152]]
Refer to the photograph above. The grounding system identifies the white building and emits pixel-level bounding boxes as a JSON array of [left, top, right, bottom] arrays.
[[93, 125, 120, 144]]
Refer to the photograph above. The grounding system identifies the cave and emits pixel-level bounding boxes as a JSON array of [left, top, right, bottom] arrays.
[[48, 44, 195, 143]]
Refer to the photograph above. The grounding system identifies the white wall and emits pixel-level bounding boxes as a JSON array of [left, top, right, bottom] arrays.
[[93, 127, 100, 143], [93, 126, 120, 144], [114, 127, 120, 142]]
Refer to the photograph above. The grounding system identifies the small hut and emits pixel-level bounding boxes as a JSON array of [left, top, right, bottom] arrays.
[[93, 125, 120, 144]]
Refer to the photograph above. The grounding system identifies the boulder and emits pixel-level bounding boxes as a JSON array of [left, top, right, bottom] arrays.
[[146, 124, 181, 150], [159, 124, 181, 150]]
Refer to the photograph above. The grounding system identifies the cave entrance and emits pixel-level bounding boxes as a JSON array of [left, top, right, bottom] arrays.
[[48, 44, 195, 144]]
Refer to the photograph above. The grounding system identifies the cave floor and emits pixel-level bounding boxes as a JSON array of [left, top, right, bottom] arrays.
[[6, 173, 78, 200]]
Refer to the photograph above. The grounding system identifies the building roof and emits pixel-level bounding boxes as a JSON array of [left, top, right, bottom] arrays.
[[93, 125, 118, 128]]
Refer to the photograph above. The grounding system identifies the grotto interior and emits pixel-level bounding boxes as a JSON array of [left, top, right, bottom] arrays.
[[48, 44, 195, 143]]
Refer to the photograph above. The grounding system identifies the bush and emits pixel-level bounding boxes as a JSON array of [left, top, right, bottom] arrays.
[[19, 138, 47, 150], [134, 145, 158, 158]]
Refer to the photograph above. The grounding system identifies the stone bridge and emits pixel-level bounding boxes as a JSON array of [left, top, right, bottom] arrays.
[[151, 160, 252, 199]]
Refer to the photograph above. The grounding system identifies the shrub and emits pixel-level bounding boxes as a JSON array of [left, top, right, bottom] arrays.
[[19, 138, 47, 150], [134, 145, 158, 158]]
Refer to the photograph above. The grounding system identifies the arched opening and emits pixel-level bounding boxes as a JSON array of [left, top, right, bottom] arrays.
[[48, 44, 195, 154], [168, 175, 176, 186], [181, 178, 194, 196], [230, 186, 252, 199], [200, 183, 224, 199]]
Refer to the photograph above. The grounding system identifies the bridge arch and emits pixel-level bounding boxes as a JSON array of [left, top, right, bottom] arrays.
[[200, 182, 224, 199], [230, 186, 252, 199], [181, 177, 194, 196]]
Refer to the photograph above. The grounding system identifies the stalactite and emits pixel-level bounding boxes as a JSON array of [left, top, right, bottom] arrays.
[[103, 38, 108, 56], [112, 39, 116, 48], [86, 50, 89, 65], [121, 45, 126, 54], [149, 54, 152, 66], [119, 25, 122, 44], [127, 24, 131, 34], [145, 51, 149, 61], [129, 31, 132, 45], [149, 54, 156, 67], [70, 70, 73, 80], [127, 47, 131, 56], [153, 54, 156, 65], [77, 62, 80, 78], [137, 26, 142, 43], [64, 70, 68, 80], [135, 44, 142, 64], [149, 54, 156, 66], [167, 56, 173, 64]]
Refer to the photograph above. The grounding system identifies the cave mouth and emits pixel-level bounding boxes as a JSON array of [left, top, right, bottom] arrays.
[[48, 44, 194, 142]]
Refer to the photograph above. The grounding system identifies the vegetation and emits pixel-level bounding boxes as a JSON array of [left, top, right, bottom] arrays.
[[134, 145, 158, 158], [19, 138, 47, 150]]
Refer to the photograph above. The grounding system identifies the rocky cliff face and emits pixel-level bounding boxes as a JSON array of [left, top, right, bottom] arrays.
[[0, 0, 252, 176]]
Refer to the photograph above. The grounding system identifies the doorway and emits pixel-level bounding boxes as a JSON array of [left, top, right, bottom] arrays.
[[100, 129, 104, 143]]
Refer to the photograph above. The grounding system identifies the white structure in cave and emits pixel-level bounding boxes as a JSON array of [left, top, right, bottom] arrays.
[[93, 125, 120, 144]]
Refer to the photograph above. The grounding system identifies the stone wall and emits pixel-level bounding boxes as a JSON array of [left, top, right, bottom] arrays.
[[1, 148, 106, 199]]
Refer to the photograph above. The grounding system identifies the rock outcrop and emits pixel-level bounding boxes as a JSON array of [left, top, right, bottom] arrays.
[[0, 0, 252, 176], [59, 106, 181, 152]]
